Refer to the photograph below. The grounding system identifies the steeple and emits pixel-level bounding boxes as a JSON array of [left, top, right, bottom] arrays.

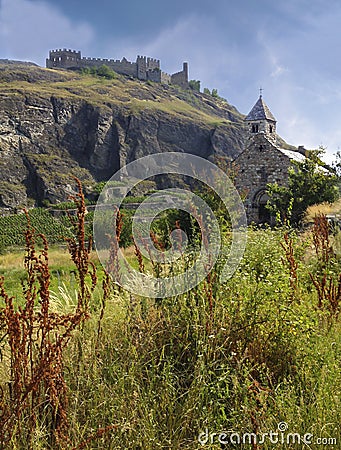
[[245, 94, 277, 142]]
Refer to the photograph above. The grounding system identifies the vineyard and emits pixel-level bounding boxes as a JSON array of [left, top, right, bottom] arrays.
[[0, 186, 340, 449], [0, 208, 73, 252]]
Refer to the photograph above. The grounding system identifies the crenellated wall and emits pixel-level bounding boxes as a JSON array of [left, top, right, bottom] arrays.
[[170, 62, 188, 89], [46, 49, 188, 88], [161, 72, 171, 84], [46, 49, 81, 69]]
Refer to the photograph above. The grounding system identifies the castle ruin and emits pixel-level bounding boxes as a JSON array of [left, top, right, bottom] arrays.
[[46, 49, 188, 88]]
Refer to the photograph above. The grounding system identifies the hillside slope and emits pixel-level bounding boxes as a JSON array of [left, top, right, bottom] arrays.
[[0, 63, 247, 210]]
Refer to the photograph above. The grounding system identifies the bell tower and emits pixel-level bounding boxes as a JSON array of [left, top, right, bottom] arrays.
[[245, 92, 277, 143]]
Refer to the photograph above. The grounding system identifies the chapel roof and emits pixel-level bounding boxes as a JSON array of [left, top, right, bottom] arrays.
[[245, 96, 276, 122]]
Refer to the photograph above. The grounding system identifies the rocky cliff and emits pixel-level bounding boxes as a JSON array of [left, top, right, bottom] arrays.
[[0, 62, 246, 210]]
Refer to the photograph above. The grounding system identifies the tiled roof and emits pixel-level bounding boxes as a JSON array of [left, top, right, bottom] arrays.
[[245, 96, 276, 122]]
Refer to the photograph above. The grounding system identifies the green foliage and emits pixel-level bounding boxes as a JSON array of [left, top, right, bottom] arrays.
[[0, 208, 73, 252], [93, 181, 107, 194], [151, 208, 195, 248], [267, 148, 340, 225], [189, 79, 201, 91], [120, 196, 146, 204], [118, 210, 134, 248], [93, 208, 134, 249], [81, 64, 117, 79], [203, 87, 222, 100], [1, 218, 341, 448], [49, 201, 78, 210]]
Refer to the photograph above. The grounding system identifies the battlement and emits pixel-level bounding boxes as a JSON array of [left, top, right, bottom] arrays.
[[47, 49, 81, 69], [46, 49, 188, 88], [50, 49, 80, 54]]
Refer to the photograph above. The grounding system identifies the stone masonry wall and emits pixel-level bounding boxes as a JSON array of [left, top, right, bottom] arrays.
[[46, 49, 81, 69], [234, 134, 291, 223], [46, 49, 188, 88], [170, 62, 188, 89]]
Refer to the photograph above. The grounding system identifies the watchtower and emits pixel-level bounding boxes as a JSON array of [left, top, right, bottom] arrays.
[[46, 49, 81, 69]]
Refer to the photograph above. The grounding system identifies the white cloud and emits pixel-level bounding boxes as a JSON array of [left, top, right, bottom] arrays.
[[103, 12, 341, 162], [123, 17, 228, 71], [250, 5, 341, 162], [101, 14, 256, 104], [0, 0, 94, 65]]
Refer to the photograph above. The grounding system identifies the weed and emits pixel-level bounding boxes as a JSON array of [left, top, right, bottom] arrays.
[[0, 188, 340, 449]]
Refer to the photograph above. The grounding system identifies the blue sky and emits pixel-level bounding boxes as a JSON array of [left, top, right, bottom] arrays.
[[1, 0, 341, 162]]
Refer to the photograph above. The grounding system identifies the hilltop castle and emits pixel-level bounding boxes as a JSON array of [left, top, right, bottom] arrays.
[[46, 49, 189, 88]]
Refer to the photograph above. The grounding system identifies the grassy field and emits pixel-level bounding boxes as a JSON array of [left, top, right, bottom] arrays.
[[0, 205, 340, 449]]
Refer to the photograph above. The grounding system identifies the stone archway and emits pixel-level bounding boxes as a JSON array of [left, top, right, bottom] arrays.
[[252, 189, 271, 224]]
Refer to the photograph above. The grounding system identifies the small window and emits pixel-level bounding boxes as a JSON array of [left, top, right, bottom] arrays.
[[259, 145, 264, 152], [269, 125, 273, 133], [260, 168, 267, 182], [252, 124, 259, 133]]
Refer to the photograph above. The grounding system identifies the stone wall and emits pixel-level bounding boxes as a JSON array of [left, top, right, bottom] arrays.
[[46, 49, 188, 88], [234, 134, 291, 223], [170, 62, 188, 89], [161, 72, 171, 84], [246, 119, 276, 143], [46, 49, 81, 69], [78, 56, 138, 77], [146, 68, 162, 83]]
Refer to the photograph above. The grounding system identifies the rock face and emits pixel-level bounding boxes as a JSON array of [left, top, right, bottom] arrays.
[[0, 63, 246, 210]]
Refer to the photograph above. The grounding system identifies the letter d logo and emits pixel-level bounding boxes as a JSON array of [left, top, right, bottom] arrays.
[[198, 428, 209, 445]]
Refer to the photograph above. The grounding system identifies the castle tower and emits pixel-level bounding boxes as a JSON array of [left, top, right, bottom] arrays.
[[136, 56, 147, 80], [46, 49, 81, 69], [245, 94, 277, 143]]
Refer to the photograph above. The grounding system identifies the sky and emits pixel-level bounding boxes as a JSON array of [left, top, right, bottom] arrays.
[[1, 0, 341, 162]]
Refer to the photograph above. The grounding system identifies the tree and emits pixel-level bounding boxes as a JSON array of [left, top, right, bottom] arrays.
[[189, 79, 201, 91], [96, 65, 116, 79], [266, 148, 340, 225]]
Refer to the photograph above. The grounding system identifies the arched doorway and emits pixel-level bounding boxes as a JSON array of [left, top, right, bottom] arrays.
[[252, 190, 271, 224]]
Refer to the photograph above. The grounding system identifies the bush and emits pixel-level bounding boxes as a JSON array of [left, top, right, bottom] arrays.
[[1, 185, 340, 448], [189, 79, 201, 91], [81, 65, 117, 80]]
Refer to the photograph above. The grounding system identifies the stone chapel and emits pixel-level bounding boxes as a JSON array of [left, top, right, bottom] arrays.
[[234, 95, 306, 224]]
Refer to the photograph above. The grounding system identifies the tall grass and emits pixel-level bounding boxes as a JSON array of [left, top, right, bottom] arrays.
[[0, 182, 340, 449]]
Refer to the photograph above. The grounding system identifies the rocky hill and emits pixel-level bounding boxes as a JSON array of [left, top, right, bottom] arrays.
[[0, 62, 247, 210]]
